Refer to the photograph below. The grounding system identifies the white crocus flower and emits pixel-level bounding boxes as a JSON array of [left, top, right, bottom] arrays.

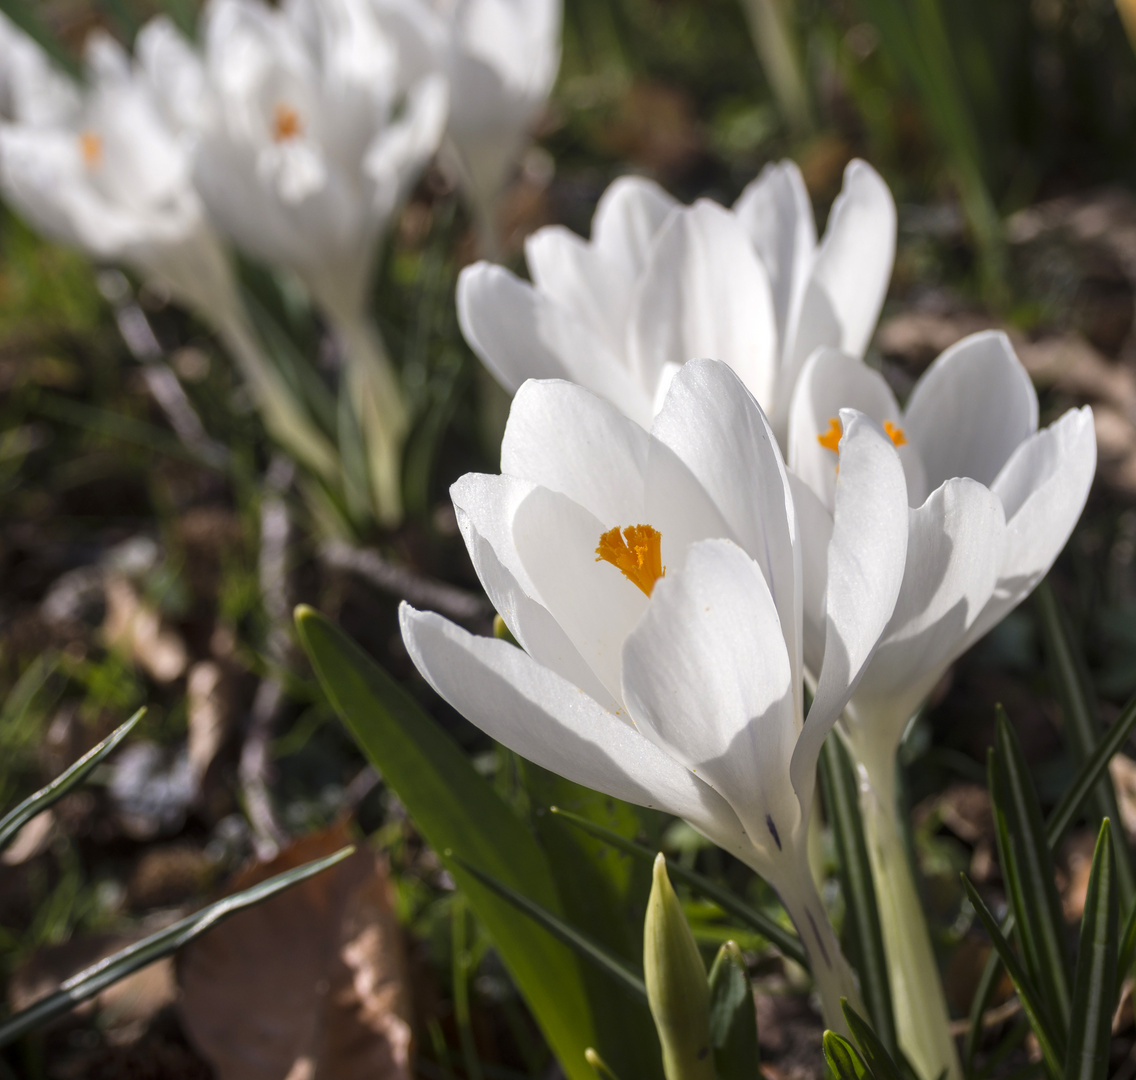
[[786, 330, 1096, 1080], [0, 21, 338, 483], [400, 359, 910, 1030], [191, 0, 448, 523], [457, 158, 894, 436], [0, 12, 81, 125]]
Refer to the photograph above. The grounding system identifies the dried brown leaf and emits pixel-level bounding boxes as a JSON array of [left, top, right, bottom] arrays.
[[178, 822, 412, 1080]]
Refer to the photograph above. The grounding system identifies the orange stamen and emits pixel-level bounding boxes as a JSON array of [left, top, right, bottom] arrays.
[[272, 103, 303, 142], [595, 524, 665, 597], [884, 420, 907, 447], [817, 416, 842, 454], [78, 131, 103, 168]]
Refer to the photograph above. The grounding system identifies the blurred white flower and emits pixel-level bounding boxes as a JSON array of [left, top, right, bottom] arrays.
[[400, 359, 909, 1029], [0, 20, 338, 481], [786, 331, 1095, 1080], [188, 0, 447, 522], [457, 158, 894, 434]]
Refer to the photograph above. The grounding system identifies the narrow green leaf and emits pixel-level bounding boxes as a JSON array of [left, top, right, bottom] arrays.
[[1116, 888, 1136, 995], [549, 807, 807, 968], [449, 853, 648, 1003], [824, 1031, 868, 1080], [820, 735, 895, 1055], [707, 941, 760, 1080], [1063, 820, 1118, 1080], [0, 708, 144, 851], [961, 877, 1065, 1078], [295, 607, 598, 1080], [1035, 581, 1136, 906], [841, 1000, 904, 1080], [0, 845, 353, 1046], [585, 1048, 624, 1080], [989, 710, 1071, 1030], [966, 686, 1136, 1069]]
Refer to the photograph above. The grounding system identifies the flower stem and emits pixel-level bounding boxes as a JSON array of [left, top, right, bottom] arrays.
[[851, 741, 963, 1080]]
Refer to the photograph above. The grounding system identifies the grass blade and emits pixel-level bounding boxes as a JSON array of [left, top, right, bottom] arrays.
[[820, 735, 896, 1055], [549, 806, 807, 968], [1063, 820, 1118, 1080], [707, 941, 760, 1080], [961, 877, 1065, 1077], [448, 853, 648, 1003], [0, 708, 144, 851], [0, 845, 353, 1046], [1035, 581, 1136, 906], [989, 710, 1071, 1031]]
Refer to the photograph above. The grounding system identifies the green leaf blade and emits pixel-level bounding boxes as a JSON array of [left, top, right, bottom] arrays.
[[1064, 820, 1119, 1080], [707, 941, 760, 1080], [824, 1031, 869, 1080]]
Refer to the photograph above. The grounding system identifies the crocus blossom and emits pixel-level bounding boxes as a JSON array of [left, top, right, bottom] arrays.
[[400, 359, 910, 1028], [0, 13, 79, 125], [786, 331, 1094, 1080], [457, 158, 895, 435], [788, 330, 1096, 762]]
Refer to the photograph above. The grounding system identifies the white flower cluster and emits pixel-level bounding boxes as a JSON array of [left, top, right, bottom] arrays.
[[401, 160, 1097, 1049]]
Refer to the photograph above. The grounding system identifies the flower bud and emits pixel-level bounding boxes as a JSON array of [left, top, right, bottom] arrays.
[[644, 853, 714, 1080]]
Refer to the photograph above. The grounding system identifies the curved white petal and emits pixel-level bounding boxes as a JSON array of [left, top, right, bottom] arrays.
[[787, 348, 918, 511], [628, 199, 778, 411], [793, 409, 908, 806], [400, 603, 749, 853], [591, 173, 679, 276], [622, 539, 801, 857], [848, 477, 1006, 750], [970, 406, 1096, 641], [733, 159, 815, 350], [456, 262, 655, 424], [779, 161, 895, 426], [501, 379, 648, 525], [512, 485, 648, 707], [651, 359, 802, 713], [788, 472, 831, 678], [903, 330, 1039, 491]]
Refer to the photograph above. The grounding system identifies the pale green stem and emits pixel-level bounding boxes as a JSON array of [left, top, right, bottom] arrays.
[[769, 855, 864, 1036], [737, 0, 814, 137], [329, 311, 409, 528], [213, 310, 340, 484], [848, 732, 963, 1080]]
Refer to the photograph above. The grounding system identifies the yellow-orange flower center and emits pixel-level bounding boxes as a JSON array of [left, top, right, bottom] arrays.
[[272, 103, 303, 142], [817, 416, 907, 454], [595, 524, 665, 597], [78, 131, 103, 168]]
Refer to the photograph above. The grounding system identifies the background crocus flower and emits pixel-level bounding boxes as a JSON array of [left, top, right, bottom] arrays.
[[0, 19, 339, 484], [457, 158, 895, 436], [786, 330, 1096, 1080], [0, 12, 80, 125], [400, 359, 910, 1029], [190, 0, 447, 522]]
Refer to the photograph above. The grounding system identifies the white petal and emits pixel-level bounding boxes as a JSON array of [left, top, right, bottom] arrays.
[[733, 159, 816, 349], [456, 263, 655, 425], [500, 379, 648, 525], [524, 224, 629, 356], [628, 200, 778, 410], [788, 472, 831, 679], [787, 348, 914, 512], [590, 173, 679, 277], [621, 539, 801, 856], [779, 161, 895, 426], [651, 359, 802, 714], [793, 409, 908, 805], [512, 485, 648, 706], [848, 478, 1006, 750], [903, 330, 1038, 491], [451, 471, 538, 593], [971, 406, 1096, 640], [400, 603, 749, 853]]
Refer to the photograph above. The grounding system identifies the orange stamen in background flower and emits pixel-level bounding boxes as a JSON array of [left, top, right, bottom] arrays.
[[884, 420, 907, 447], [78, 131, 103, 168], [272, 103, 303, 142], [817, 417, 842, 454], [595, 524, 665, 597]]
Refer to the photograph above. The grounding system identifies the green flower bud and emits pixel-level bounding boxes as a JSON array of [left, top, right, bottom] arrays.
[[644, 853, 714, 1080]]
